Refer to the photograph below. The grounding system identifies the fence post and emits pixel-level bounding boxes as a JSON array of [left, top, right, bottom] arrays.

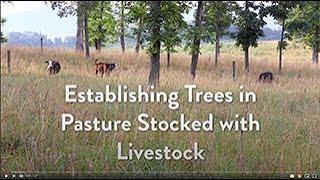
[[232, 61, 236, 81], [41, 38, 43, 53], [7, 50, 11, 74]]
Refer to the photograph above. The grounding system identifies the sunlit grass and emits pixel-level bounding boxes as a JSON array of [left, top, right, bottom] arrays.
[[1, 41, 319, 176]]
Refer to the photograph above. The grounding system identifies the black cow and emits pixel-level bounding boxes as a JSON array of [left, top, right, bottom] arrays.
[[45, 60, 61, 75], [259, 71, 273, 83]]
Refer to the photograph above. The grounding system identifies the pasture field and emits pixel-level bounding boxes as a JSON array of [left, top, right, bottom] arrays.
[[1, 41, 319, 177]]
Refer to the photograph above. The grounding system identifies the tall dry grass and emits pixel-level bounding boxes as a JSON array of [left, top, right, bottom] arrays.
[[1, 41, 319, 176]]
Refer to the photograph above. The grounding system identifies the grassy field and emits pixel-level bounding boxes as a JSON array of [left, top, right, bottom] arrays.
[[1, 41, 319, 177]]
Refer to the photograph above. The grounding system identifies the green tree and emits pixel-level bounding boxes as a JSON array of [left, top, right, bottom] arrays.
[[286, 1, 320, 64], [1, 17, 7, 43], [46, 1, 80, 50], [75, 2, 84, 52], [146, 1, 162, 87], [188, 1, 204, 79], [114, 1, 129, 52], [47, 1, 94, 58], [88, 1, 116, 52], [232, 1, 266, 73], [1, 1, 12, 43], [161, 1, 189, 68], [266, 1, 297, 73], [204, 1, 236, 66], [127, 1, 147, 53]]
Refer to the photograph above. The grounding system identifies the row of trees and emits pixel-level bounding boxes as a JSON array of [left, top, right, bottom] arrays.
[[46, 1, 319, 86]]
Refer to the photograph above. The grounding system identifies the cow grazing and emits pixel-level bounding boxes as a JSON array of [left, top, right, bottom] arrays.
[[95, 59, 117, 77], [259, 71, 273, 83], [95, 59, 107, 77], [45, 60, 61, 75], [105, 63, 116, 74]]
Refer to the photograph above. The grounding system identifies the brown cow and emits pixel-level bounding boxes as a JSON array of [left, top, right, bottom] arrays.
[[95, 59, 117, 77]]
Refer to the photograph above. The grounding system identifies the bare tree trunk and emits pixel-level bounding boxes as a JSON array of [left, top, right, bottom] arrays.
[[167, 50, 170, 68], [135, 17, 143, 53], [120, 1, 125, 52], [84, 12, 90, 58], [148, 1, 161, 87], [75, 10, 84, 52], [215, 31, 220, 66], [279, 19, 285, 73], [190, 1, 203, 79], [244, 46, 249, 73]]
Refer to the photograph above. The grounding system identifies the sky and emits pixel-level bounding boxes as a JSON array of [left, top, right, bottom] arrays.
[[1, 1, 76, 40], [1, 1, 280, 40]]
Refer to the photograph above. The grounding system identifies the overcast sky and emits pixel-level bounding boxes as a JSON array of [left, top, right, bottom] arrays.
[[1, 1, 280, 40]]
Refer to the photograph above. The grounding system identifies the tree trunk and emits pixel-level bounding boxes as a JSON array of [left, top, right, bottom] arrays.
[[148, 1, 161, 87], [94, 39, 101, 51], [279, 19, 285, 73], [84, 12, 90, 58], [120, 1, 125, 52], [215, 31, 220, 66], [120, 34, 125, 53], [75, 9, 84, 52], [135, 17, 143, 53], [244, 0, 250, 73], [313, 26, 319, 64], [244, 46, 249, 73], [167, 50, 170, 68], [95, 40, 98, 50], [97, 39, 102, 52], [313, 44, 319, 64], [97, 1, 104, 52], [214, 4, 220, 66], [190, 1, 203, 79]]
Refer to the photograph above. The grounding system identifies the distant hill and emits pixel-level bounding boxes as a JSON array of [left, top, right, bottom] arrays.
[[223, 26, 281, 41], [4, 31, 76, 48], [4, 27, 281, 49]]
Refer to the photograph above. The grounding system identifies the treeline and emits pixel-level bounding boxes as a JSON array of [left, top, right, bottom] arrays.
[[46, 1, 319, 86], [3, 26, 283, 49], [4, 32, 77, 48], [9, 1, 320, 86]]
